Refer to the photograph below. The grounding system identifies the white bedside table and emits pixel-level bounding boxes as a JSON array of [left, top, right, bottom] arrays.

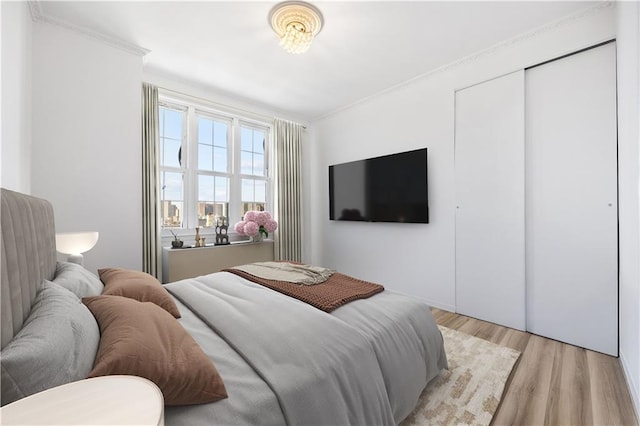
[[0, 375, 164, 425]]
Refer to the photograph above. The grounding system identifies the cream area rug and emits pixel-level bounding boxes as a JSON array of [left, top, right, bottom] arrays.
[[401, 326, 521, 426]]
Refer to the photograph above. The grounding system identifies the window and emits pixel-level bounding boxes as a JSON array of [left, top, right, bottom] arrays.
[[158, 97, 271, 234], [196, 113, 231, 228], [240, 125, 268, 217], [159, 106, 186, 228]]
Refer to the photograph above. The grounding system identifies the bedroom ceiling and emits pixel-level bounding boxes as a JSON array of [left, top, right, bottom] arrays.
[[35, 1, 599, 121]]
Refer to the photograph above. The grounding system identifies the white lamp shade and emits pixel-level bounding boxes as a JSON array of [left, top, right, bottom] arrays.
[[55, 232, 99, 255]]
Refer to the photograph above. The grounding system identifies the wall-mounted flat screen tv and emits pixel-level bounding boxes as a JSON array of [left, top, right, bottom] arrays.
[[329, 148, 429, 223]]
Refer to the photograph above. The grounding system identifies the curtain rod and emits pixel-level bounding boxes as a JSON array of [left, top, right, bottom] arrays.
[[152, 85, 307, 129]]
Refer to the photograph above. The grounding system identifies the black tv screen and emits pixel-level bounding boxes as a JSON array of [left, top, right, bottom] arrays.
[[329, 148, 429, 223]]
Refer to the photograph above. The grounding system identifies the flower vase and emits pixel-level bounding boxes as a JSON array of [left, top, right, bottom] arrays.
[[250, 233, 264, 243]]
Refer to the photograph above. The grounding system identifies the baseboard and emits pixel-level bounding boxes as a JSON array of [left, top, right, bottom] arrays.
[[423, 299, 456, 313], [383, 289, 456, 313], [620, 350, 640, 422]]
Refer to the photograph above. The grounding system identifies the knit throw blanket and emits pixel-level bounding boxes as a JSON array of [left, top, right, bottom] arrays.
[[224, 262, 385, 312]]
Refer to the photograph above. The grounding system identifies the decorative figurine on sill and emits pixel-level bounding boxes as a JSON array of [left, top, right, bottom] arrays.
[[215, 219, 230, 246], [170, 230, 184, 248], [194, 227, 201, 247]]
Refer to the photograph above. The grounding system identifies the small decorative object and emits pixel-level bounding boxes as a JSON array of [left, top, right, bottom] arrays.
[[215, 220, 230, 246], [170, 230, 183, 249], [201, 237, 206, 246], [194, 227, 201, 247], [234, 211, 278, 242]]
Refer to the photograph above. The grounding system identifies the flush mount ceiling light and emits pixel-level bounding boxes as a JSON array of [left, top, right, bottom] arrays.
[[269, 1, 324, 54]]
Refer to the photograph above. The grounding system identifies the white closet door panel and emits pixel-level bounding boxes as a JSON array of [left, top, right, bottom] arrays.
[[455, 71, 526, 331], [526, 43, 618, 355]]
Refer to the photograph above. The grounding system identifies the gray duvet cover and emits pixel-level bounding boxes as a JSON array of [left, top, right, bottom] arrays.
[[164, 272, 446, 426]]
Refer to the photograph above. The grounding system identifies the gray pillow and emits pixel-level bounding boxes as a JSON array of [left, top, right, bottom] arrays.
[[53, 261, 103, 298], [0, 281, 100, 406]]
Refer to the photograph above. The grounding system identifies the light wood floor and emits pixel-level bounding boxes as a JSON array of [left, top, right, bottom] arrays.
[[432, 308, 638, 426]]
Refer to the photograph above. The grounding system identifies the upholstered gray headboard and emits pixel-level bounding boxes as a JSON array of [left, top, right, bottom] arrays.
[[1, 188, 57, 349]]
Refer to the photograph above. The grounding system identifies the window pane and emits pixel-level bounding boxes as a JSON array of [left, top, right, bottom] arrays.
[[159, 138, 165, 168], [241, 179, 254, 202], [163, 109, 182, 140], [253, 153, 265, 176], [159, 107, 183, 169], [214, 122, 228, 148], [213, 147, 227, 173], [198, 175, 229, 228], [241, 127, 253, 151], [198, 118, 213, 145], [241, 179, 266, 203], [199, 175, 229, 202], [162, 171, 183, 200], [198, 175, 214, 201], [199, 144, 213, 171], [162, 138, 181, 168], [161, 171, 183, 228], [254, 180, 266, 202], [253, 130, 265, 154], [241, 151, 253, 175], [215, 176, 229, 202], [198, 117, 228, 173], [240, 126, 267, 177], [197, 202, 229, 228], [162, 201, 183, 228]]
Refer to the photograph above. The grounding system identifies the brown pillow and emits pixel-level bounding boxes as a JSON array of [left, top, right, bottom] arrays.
[[98, 268, 181, 318], [82, 295, 228, 406]]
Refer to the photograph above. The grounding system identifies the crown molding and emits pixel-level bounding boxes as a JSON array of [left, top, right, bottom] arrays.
[[314, 1, 615, 122], [27, 1, 150, 57], [27, 1, 42, 21]]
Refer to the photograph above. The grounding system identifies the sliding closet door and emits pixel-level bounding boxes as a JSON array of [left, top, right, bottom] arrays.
[[526, 43, 618, 356], [455, 71, 526, 331]]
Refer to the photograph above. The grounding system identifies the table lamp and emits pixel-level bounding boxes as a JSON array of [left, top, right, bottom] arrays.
[[55, 232, 99, 265]]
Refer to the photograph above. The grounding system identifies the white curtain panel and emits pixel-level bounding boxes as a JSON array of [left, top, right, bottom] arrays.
[[141, 83, 161, 278], [273, 119, 303, 262]]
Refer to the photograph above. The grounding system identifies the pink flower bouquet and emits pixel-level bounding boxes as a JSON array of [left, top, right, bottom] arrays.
[[234, 211, 278, 238]]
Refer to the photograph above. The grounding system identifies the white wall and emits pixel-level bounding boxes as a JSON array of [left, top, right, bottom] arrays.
[[308, 4, 616, 311], [1, 2, 32, 193], [143, 69, 309, 126], [31, 22, 143, 274], [616, 1, 640, 418]]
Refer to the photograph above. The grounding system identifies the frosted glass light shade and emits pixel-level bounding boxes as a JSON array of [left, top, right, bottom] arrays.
[[56, 232, 99, 256]]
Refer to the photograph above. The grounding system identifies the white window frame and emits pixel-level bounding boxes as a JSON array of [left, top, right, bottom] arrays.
[[158, 93, 273, 243]]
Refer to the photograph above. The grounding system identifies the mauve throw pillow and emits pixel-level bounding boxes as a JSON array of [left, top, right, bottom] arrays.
[[98, 268, 181, 318], [82, 295, 228, 406]]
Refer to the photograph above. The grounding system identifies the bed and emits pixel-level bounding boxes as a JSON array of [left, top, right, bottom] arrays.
[[0, 188, 447, 425]]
